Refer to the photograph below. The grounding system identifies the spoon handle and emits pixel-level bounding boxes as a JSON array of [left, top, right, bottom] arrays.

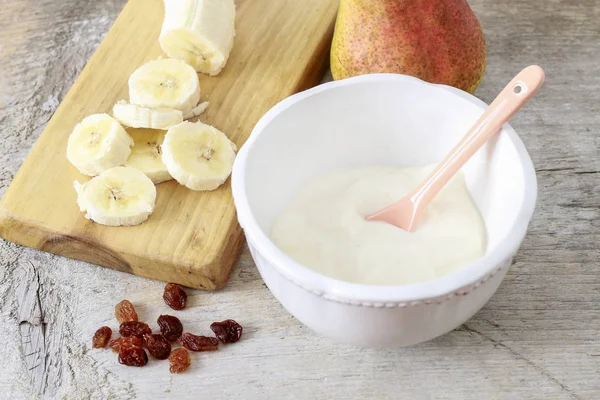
[[409, 65, 545, 210]]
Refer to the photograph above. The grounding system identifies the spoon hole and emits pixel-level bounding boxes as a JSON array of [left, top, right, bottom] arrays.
[[513, 84, 525, 95]]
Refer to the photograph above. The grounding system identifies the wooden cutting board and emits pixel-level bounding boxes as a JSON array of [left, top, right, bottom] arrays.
[[0, 0, 339, 290]]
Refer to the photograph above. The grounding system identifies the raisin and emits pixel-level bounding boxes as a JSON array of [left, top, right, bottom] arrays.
[[109, 336, 143, 353], [92, 326, 112, 348], [163, 283, 187, 310], [168, 348, 191, 374], [115, 300, 138, 324], [157, 315, 183, 342], [118, 346, 148, 367], [210, 319, 243, 344], [119, 321, 151, 338], [180, 332, 219, 352], [143, 334, 171, 360]]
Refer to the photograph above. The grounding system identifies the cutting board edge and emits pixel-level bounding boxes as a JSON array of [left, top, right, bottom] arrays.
[[0, 207, 243, 290], [293, 17, 336, 93]]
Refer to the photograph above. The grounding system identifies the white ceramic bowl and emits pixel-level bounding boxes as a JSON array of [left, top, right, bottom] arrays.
[[231, 74, 537, 348]]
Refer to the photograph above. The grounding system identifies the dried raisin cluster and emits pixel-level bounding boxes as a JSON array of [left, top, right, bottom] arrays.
[[92, 283, 244, 374]]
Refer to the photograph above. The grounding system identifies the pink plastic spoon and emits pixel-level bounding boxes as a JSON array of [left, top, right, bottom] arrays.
[[366, 65, 545, 232]]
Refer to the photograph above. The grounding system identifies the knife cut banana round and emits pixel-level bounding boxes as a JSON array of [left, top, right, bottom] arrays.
[[161, 121, 237, 191], [66, 113, 134, 176], [128, 58, 201, 115], [74, 166, 157, 227], [183, 101, 209, 120], [159, 0, 236, 76], [125, 129, 173, 184], [113, 101, 183, 130]]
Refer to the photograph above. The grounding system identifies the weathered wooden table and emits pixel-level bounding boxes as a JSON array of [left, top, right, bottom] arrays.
[[1, 0, 598, 399]]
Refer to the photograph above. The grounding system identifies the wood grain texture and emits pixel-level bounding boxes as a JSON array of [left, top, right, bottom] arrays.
[[0, 0, 599, 399], [0, 0, 338, 290], [16, 261, 45, 394]]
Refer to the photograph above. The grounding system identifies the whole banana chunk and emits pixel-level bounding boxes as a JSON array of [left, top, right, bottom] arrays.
[[161, 121, 237, 191], [113, 101, 183, 130], [66, 113, 133, 176], [128, 58, 201, 115], [74, 166, 157, 226], [159, 0, 236, 76], [125, 129, 173, 184]]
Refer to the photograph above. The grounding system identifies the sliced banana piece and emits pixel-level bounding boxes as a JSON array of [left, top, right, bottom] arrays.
[[161, 121, 236, 191], [66, 113, 133, 176], [113, 101, 183, 130], [125, 129, 173, 184], [74, 166, 156, 227], [159, 0, 236, 76], [183, 101, 209, 120], [128, 58, 200, 115]]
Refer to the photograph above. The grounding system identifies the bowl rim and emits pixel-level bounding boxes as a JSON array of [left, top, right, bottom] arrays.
[[231, 73, 538, 304]]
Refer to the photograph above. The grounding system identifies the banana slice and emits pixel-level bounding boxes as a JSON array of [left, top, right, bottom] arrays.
[[125, 129, 173, 184], [161, 121, 236, 191], [66, 113, 133, 176], [159, 0, 236, 76], [128, 58, 201, 115], [74, 166, 156, 227], [183, 101, 209, 120], [113, 101, 183, 130]]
